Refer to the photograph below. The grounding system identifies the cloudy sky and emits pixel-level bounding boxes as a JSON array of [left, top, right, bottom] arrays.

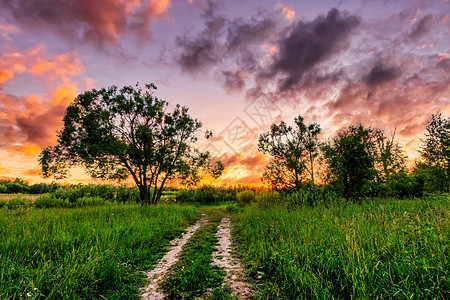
[[0, 0, 449, 185]]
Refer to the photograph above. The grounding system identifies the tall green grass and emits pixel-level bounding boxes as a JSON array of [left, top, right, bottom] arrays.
[[0, 204, 198, 299], [234, 196, 449, 299], [161, 221, 224, 299]]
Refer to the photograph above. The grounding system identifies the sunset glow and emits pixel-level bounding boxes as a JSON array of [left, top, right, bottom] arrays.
[[0, 0, 449, 185]]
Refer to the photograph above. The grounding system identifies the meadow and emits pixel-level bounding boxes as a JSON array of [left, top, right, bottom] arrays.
[[233, 195, 449, 299], [0, 204, 198, 299], [0, 189, 448, 299]]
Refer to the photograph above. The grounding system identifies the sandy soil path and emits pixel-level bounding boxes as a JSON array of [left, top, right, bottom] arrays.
[[212, 218, 252, 299], [141, 215, 207, 300]]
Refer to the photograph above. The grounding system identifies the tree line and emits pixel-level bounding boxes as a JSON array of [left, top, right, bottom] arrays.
[[258, 113, 450, 199], [39, 84, 450, 204]]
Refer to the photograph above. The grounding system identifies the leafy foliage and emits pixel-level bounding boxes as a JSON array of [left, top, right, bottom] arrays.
[[420, 113, 450, 192], [322, 124, 377, 199], [258, 115, 321, 189], [176, 185, 238, 204], [40, 84, 222, 204]]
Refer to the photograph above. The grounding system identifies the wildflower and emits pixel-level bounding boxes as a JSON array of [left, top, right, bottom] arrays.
[[26, 293, 31, 297]]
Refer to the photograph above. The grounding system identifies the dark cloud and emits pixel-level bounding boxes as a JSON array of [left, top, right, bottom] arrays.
[[437, 58, 450, 69], [226, 14, 276, 51], [175, 2, 277, 74], [0, 0, 168, 46], [176, 1, 226, 72], [222, 69, 246, 91], [15, 104, 66, 146], [264, 8, 360, 91], [363, 62, 401, 86], [410, 14, 434, 39], [174, 3, 448, 153], [175, 6, 360, 94]]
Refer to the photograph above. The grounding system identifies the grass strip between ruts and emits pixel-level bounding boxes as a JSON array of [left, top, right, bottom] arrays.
[[161, 218, 225, 299]]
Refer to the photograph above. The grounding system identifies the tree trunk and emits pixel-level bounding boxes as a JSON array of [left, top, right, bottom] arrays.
[[139, 186, 150, 205], [310, 153, 315, 185], [445, 167, 450, 193]]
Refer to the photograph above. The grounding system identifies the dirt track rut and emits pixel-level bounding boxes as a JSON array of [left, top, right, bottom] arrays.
[[212, 218, 252, 299], [141, 215, 207, 300]]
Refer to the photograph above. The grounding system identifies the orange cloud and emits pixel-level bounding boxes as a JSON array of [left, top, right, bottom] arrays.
[[277, 3, 295, 20], [23, 167, 42, 177], [0, 44, 82, 90], [30, 52, 83, 81], [149, 0, 171, 15], [2, 0, 173, 46], [214, 149, 268, 186], [0, 47, 83, 159]]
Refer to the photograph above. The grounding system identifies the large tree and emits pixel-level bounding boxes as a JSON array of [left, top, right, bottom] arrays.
[[258, 115, 321, 189], [420, 113, 450, 192], [322, 124, 377, 199], [40, 84, 222, 204]]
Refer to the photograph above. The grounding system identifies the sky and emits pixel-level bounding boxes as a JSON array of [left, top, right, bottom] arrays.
[[0, 0, 449, 186]]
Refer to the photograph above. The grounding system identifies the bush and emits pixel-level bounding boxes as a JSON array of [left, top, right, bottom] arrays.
[[75, 196, 109, 207], [0, 185, 8, 193], [225, 203, 242, 213], [254, 190, 282, 208], [34, 194, 69, 208], [4, 182, 29, 194], [5, 194, 32, 209], [236, 190, 255, 207], [285, 186, 342, 207], [34, 194, 111, 208], [176, 186, 238, 204], [50, 184, 139, 204], [29, 183, 58, 194]]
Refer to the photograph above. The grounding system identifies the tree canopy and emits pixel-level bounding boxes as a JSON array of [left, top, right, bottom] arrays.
[[322, 124, 377, 199], [258, 115, 321, 189], [40, 84, 222, 204], [420, 113, 450, 192]]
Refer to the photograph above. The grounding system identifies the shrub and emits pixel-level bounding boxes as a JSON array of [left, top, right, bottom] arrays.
[[4, 182, 30, 194], [254, 190, 282, 208], [50, 184, 139, 204], [0, 185, 8, 193], [176, 186, 237, 204], [236, 190, 255, 207], [34, 194, 69, 208], [75, 196, 109, 207], [29, 183, 57, 194], [285, 185, 343, 208], [225, 203, 242, 213], [5, 194, 32, 209]]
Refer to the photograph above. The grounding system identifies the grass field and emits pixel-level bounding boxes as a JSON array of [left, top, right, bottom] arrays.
[[0, 204, 198, 299], [1, 194, 448, 299], [233, 196, 449, 299]]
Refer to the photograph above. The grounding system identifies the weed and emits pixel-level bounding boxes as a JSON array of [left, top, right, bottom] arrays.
[[0, 204, 198, 299], [234, 197, 449, 299]]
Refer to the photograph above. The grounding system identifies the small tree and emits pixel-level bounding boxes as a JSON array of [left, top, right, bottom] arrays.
[[373, 128, 406, 182], [40, 84, 222, 204], [322, 124, 377, 199], [420, 113, 450, 192], [258, 115, 321, 189]]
